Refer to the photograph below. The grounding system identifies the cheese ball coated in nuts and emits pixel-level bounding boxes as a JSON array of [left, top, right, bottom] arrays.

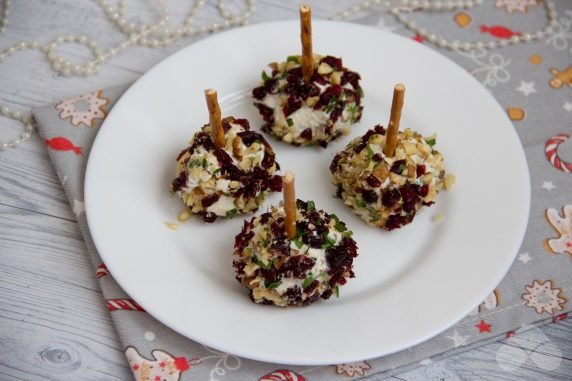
[[252, 55, 363, 148], [330, 125, 446, 231], [233, 199, 358, 307], [170, 117, 282, 223]]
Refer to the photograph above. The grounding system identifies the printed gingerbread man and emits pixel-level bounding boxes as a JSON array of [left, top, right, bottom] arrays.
[[125, 346, 196, 381], [545, 205, 572, 255]]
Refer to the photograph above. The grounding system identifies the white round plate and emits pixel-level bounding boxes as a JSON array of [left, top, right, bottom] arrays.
[[85, 21, 530, 365]]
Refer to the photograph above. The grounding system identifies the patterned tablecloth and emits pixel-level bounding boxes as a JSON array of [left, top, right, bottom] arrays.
[[32, 1, 571, 380]]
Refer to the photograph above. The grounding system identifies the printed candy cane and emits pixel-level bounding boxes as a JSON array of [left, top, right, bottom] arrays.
[[96, 263, 109, 279], [545, 133, 572, 173], [260, 369, 307, 381], [107, 298, 145, 312]]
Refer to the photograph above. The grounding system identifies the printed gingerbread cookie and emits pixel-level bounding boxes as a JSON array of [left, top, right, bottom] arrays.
[[545, 205, 572, 255]]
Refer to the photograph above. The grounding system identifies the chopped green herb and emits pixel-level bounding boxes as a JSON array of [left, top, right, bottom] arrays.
[[366, 145, 374, 161], [302, 276, 314, 289], [396, 162, 407, 174], [188, 159, 202, 168], [262, 237, 271, 248], [253, 255, 272, 270], [426, 137, 436, 147], [367, 207, 381, 222], [261, 71, 270, 81], [202, 157, 208, 168], [325, 96, 338, 113], [342, 230, 354, 238], [294, 237, 304, 249], [330, 214, 340, 223], [286, 55, 300, 64], [356, 199, 366, 208], [335, 286, 340, 298], [225, 208, 238, 219], [307, 200, 315, 211], [358, 87, 364, 97], [212, 168, 221, 176], [266, 280, 282, 289], [321, 233, 337, 249], [335, 221, 347, 232], [286, 118, 294, 127]]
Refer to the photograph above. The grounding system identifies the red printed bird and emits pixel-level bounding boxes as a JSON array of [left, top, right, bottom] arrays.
[[45, 137, 83, 155], [480, 25, 521, 39]]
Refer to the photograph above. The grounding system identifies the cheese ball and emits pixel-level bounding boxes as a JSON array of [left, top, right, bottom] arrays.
[[330, 125, 446, 231], [170, 117, 282, 223], [233, 199, 358, 307], [252, 55, 363, 148]]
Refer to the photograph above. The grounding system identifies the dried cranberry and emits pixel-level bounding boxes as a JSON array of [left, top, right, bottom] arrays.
[[252, 86, 267, 100], [254, 103, 274, 123], [237, 130, 258, 146], [286, 67, 303, 83], [330, 105, 342, 123], [362, 189, 378, 203], [271, 238, 290, 257], [222, 163, 242, 181], [264, 78, 278, 93], [321, 56, 343, 71], [330, 154, 342, 172], [321, 289, 333, 299], [400, 183, 419, 205], [301, 83, 320, 99], [201, 212, 217, 223], [361, 129, 376, 143], [385, 214, 409, 230], [287, 96, 302, 114], [233, 260, 245, 275], [261, 268, 280, 284], [381, 188, 401, 208], [176, 148, 188, 162], [416, 184, 429, 197], [259, 212, 272, 224], [304, 279, 320, 294], [233, 118, 250, 130], [374, 125, 386, 134], [390, 159, 407, 174], [171, 171, 187, 192], [302, 291, 320, 306], [416, 164, 426, 177], [371, 153, 383, 162], [261, 152, 275, 169], [267, 175, 283, 192], [201, 194, 220, 209], [354, 143, 366, 154], [280, 256, 315, 279], [284, 285, 302, 301], [300, 128, 313, 141], [270, 217, 285, 237], [302, 233, 324, 248], [366, 174, 382, 188], [341, 71, 361, 88]]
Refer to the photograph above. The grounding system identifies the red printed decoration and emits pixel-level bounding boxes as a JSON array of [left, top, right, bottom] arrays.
[[480, 25, 521, 39], [45, 137, 83, 155], [259, 369, 307, 381], [96, 263, 109, 279], [107, 298, 146, 312], [475, 320, 492, 333], [545, 134, 572, 173]]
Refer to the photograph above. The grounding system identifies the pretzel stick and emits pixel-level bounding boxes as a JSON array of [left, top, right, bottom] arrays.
[[204, 89, 225, 148], [283, 171, 297, 240], [383, 84, 405, 157], [300, 5, 313, 83]]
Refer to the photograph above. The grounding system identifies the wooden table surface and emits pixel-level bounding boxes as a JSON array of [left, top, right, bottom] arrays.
[[0, 1, 570, 380]]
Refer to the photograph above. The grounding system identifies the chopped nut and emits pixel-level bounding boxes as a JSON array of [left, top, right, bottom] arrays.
[[373, 165, 389, 181], [330, 71, 342, 85], [192, 187, 205, 196], [306, 96, 319, 107], [222, 116, 235, 124], [444, 173, 456, 190], [286, 60, 298, 71], [230, 181, 240, 188], [417, 142, 431, 158], [317, 62, 333, 74], [163, 221, 179, 230], [390, 173, 406, 185], [422, 173, 433, 184], [402, 142, 418, 155], [268, 62, 279, 72], [239, 158, 252, 170], [178, 209, 192, 222], [232, 136, 243, 159], [407, 163, 417, 178]]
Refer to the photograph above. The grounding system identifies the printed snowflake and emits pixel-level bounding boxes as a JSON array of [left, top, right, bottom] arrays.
[[335, 361, 371, 377], [522, 280, 566, 314], [496, 0, 537, 13], [55, 90, 108, 127]]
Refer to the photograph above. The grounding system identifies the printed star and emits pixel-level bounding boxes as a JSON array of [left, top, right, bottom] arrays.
[[542, 181, 556, 191], [446, 330, 469, 347], [518, 252, 531, 264], [73, 199, 85, 216], [516, 81, 536, 96], [475, 320, 492, 333], [563, 102, 572, 112]]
